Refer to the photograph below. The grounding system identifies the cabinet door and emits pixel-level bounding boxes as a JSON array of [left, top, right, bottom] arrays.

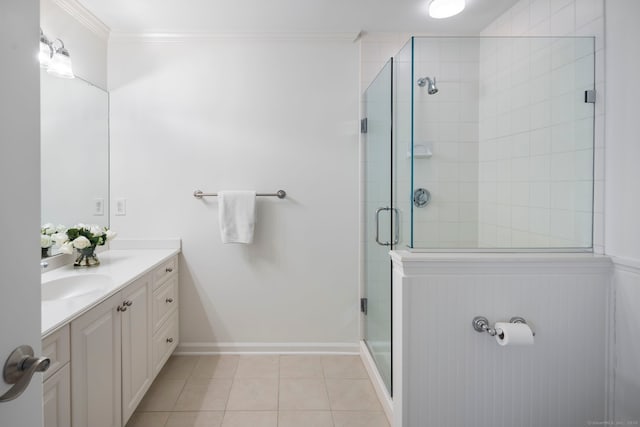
[[71, 292, 122, 427], [43, 364, 70, 427], [121, 274, 153, 424]]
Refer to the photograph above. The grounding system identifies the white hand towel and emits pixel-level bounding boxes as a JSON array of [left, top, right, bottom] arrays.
[[218, 191, 256, 244]]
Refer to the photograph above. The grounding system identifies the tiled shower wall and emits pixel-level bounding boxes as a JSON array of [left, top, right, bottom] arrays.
[[411, 38, 480, 248], [361, 35, 481, 249], [479, 0, 605, 251], [477, 36, 595, 248], [360, 0, 604, 251]]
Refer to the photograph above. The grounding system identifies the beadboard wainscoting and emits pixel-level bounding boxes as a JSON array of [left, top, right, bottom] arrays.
[[391, 251, 612, 427], [612, 258, 640, 423]]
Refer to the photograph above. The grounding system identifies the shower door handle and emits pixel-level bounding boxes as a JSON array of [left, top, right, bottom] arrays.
[[375, 207, 390, 246], [375, 207, 400, 246], [391, 207, 400, 246]]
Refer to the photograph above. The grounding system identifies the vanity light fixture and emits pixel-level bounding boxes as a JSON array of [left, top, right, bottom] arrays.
[[39, 29, 74, 79], [428, 0, 466, 19]]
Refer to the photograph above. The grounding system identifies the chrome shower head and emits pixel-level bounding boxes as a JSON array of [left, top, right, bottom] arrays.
[[417, 76, 438, 95]]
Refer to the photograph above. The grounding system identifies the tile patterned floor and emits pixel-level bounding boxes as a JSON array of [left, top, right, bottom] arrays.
[[126, 355, 390, 427]]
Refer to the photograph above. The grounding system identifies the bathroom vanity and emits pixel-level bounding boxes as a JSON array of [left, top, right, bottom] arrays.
[[41, 249, 179, 427]]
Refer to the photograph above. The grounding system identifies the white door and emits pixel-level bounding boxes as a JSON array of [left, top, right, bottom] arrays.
[[0, 0, 44, 426]]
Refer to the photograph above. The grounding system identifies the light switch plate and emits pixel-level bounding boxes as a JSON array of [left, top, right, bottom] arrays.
[[93, 198, 104, 216], [115, 199, 127, 216]]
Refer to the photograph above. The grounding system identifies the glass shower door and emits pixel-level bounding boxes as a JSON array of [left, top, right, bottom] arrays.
[[363, 58, 393, 394]]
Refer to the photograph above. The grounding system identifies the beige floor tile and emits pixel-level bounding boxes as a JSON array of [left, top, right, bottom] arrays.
[[157, 356, 199, 380], [279, 378, 330, 410], [234, 355, 279, 378], [125, 411, 170, 427], [325, 379, 383, 411], [321, 355, 368, 379], [221, 411, 277, 427], [164, 411, 225, 427], [173, 378, 233, 411], [279, 355, 324, 379], [278, 411, 334, 427], [191, 355, 239, 379], [137, 378, 186, 412], [226, 378, 279, 410], [332, 411, 390, 427]]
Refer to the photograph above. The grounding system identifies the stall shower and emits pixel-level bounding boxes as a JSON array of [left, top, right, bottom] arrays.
[[362, 36, 595, 398]]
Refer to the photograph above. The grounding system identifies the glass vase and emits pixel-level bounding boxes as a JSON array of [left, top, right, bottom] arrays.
[[74, 245, 100, 267]]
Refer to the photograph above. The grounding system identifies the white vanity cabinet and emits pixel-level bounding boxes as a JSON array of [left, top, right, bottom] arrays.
[[42, 252, 180, 427], [151, 258, 179, 376], [42, 326, 71, 427], [71, 292, 123, 427], [121, 274, 153, 423]]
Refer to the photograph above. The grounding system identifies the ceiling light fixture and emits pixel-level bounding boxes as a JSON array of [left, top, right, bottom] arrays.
[[38, 29, 75, 79], [428, 0, 466, 19]]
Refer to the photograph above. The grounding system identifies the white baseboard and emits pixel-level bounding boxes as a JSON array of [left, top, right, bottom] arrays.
[[360, 341, 393, 425], [176, 341, 360, 355]]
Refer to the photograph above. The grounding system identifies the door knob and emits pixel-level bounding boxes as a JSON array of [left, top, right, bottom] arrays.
[[0, 345, 50, 402]]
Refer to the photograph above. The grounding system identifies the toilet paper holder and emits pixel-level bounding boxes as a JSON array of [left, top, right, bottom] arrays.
[[472, 316, 536, 337]]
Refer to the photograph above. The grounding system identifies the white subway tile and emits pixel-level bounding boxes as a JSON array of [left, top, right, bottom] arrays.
[[530, 182, 551, 208], [512, 5, 531, 35], [575, 0, 603, 29], [530, 100, 551, 129], [530, 155, 551, 181], [512, 182, 530, 206], [550, 151, 576, 181], [530, 0, 550, 26], [551, 181, 576, 210], [551, 122, 576, 153], [550, 3, 576, 36], [549, 208, 575, 240], [530, 127, 552, 155], [529, 207, 551, 234]]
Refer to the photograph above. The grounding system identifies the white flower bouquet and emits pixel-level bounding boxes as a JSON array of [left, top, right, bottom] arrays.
[[56, 224, 117, 255]]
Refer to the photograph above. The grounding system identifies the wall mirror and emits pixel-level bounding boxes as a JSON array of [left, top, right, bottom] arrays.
[[41, 70, 109, 254]]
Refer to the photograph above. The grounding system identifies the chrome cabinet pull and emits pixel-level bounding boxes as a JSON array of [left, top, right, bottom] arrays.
[[117, 305, 127, 312], [166, 338, 174, 343], [165, 267, 173, 273], [0, 345, 50, 402], [123, 300, 133, 307], [166, 298, 174, 303]]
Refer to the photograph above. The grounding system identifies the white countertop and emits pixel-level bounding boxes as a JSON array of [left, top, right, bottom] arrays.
[[41, 248, 179, 338]]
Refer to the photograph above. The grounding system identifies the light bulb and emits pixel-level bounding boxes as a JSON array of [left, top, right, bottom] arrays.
[[47, 44, 74, 79], [428, 0, 466, 19]]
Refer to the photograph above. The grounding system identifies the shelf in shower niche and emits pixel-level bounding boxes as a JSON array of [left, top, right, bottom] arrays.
[[406, 144, 433, 159]]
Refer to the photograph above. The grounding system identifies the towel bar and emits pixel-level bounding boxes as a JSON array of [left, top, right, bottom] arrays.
[[193, 190, 286, 199]]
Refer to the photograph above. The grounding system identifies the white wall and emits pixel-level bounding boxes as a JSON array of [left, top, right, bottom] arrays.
[[392, 252, 611, 427], [109, 35, 360, 352], [604, 0, 640, 423], [40, 0, 108, 88]]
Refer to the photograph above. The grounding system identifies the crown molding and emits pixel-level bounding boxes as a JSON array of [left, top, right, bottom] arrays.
[[109, 31, 361, 44], [53, 0, 110, 40]]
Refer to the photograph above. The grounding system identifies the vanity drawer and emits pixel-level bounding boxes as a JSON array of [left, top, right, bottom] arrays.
[[42, 325, 70, 382], [152, 311, 179, 377], [153, 256, 178, 290], [152, 276, 178, 331]]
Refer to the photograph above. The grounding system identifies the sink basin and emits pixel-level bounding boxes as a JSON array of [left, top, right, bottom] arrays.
[[42, 274, 113, 301]]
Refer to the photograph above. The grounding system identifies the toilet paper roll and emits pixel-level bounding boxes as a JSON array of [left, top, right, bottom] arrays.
[[494, 322, 534, 346]]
